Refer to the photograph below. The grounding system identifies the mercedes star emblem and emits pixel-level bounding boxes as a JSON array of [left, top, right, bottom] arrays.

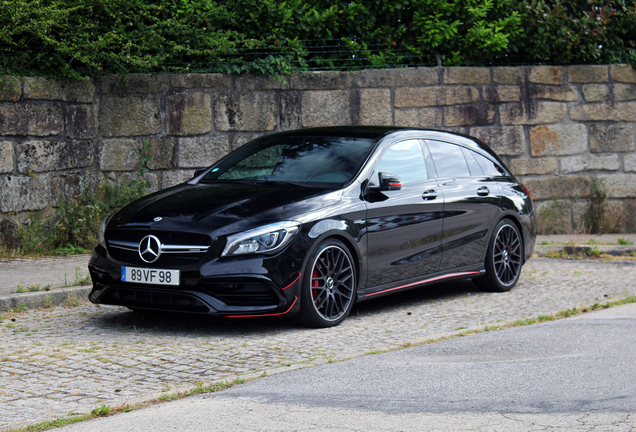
[[139, 235, 162, 263], [153, 216, 162, 222]]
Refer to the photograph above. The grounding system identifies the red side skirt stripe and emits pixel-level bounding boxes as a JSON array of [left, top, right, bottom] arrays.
[[364, 271, 481, 298]]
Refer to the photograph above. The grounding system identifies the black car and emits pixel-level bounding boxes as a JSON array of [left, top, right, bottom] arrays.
[[88, 127, 537, 328]]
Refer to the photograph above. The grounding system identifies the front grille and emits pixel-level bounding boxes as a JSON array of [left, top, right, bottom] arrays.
[[198, 279, 279, 307], [106, 230, 214, 266], [100, 287, 210, 313]]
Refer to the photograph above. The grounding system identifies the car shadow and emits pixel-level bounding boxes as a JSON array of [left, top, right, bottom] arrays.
[[88, 279, 480, 336]]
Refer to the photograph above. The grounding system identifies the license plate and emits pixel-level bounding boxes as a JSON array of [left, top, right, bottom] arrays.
[[121, 267, 180, 286]]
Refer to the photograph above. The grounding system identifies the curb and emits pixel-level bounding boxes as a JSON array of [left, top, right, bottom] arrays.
[[0, 286, 91, 313]]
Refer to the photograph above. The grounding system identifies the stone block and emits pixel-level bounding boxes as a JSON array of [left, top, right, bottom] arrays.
[[146, 137, 175, 170], [301, 90, 351, 127], [394, 108, 442, 128], [534, 199, 572, 234], [178, 136, 230, 168], [0, 175, 50, 212], [50, 171, 96, 204], [99, 139, 140, 171], [589, 124, 635, 153], [117, 171, 159, 193], [582, 84, 609, 102], [236, 75, 288, 91], [568, 65, 608, 83], [351, 67, 438, 87], [492, 67, 525, 85], [509, 158, 557, 175], [560, 154, 620, 174], [358, 89, 392, 125], [483, 86, 521, 103], [17, 140, 94, 173], [523, 175, 589, 200], [528, 66, 564, 85], [625, 153, 636, 172], [443, 103, 495, 127], [214, 91, 277, 132], [290, 71, 351, 90], [231, 133, 265, 151], [569, 102, 636, 121], [0, 141, 13, 173], [166, 92, 212, 136], [0, 103, 64, 137], [280, 92, 300, 130], [98, 74, 170, 94], [610, 64, 636, 83], [530, 85, 578, 101], [99, 95, 162, 137], [394, 86, 479, 107], [23, 77, 95, 102], [443, 67, 490, 84], [604, 174, 636, 198], [614, 84, 636, 101], [65, 105, 98, 139], [171, 73, 232, 89], [0, 76, 22, 101], [530, 125, 587, 156], [500, 102, 567, 125], [162, 170, 196, 189], [469, 126, 525, 156]]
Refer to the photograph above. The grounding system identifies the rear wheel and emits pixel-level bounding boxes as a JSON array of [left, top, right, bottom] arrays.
[[296, 239, 356, 328], [473, 219, 523, 292]]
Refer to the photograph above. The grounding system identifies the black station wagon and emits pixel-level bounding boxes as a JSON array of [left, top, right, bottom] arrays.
[[88, 127, 537, 327]]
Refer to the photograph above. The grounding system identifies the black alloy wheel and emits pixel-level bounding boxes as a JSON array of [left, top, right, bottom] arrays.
[[473, 219, 523, 292], [296, 239, 356, 328]]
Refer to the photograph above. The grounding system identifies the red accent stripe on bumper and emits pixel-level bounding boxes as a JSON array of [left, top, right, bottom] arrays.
[[225, 296, 297, 318], [281, 272, 301, 290], [364, 271, 481, 298]]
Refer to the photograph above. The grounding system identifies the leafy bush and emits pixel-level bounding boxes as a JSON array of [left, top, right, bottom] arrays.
[[1, 0, 634, 80]]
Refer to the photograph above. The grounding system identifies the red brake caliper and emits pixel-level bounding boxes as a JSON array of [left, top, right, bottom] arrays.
[[311, 268, 319, 302]]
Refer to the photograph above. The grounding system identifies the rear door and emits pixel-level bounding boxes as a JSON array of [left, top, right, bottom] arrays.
[[425, 140, 501, 271]]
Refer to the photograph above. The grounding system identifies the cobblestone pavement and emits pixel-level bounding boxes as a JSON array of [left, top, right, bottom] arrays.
[[1, 257, 635, 431]]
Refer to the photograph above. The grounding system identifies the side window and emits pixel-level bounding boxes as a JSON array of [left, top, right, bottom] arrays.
[[374, 140, 427, 185], [462, 148, 484, 176], [472, 152, 505, 177], [426, 140, 470, 178]]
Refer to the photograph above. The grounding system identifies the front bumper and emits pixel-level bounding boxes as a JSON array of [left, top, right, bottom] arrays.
[[88, 244, 304, 316]]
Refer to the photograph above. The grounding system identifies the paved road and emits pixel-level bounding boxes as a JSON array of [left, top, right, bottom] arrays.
[[1, 257, 635, 430], [58, 303, 636, 432]]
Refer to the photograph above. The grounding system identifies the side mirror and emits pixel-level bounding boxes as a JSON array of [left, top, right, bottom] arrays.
[[194, 167, 207, 177], [373, 172, 402, 191]]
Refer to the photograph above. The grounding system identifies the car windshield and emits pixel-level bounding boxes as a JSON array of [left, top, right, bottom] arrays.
[[201, 135, 376, 187]]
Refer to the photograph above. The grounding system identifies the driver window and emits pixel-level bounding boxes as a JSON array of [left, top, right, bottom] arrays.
[[374, 140, 427, 185]]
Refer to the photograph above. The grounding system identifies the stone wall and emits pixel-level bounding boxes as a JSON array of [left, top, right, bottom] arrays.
[[1, 65, 636, 233]]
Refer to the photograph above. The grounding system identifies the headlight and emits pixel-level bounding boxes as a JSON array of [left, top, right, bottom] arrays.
[[222, 221, 301, 256], [98, 212, 116, 247]]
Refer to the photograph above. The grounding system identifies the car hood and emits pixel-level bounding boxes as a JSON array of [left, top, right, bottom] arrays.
[[108, 182, 342, 236]]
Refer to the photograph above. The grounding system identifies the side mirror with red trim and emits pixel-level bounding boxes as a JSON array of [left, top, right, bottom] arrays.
[[377, 172, 402, 191]]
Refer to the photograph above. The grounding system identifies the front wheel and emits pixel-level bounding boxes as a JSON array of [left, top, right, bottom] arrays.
[[473, 219, 523, 292], [296, 239, 356, 328]]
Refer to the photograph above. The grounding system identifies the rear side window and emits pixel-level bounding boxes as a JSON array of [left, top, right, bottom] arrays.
[[426, 140, 470, 178], [473, 152, 505, 177]]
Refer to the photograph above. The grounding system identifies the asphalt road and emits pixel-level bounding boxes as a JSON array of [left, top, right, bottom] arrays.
[[59, 303, 636, 432]]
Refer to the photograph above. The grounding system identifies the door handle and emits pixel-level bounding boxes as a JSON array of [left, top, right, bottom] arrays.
[[477, 186, 490, 196], [422, 189, 438, 200]]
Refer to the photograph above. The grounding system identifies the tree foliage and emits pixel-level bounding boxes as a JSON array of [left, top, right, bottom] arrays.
[[0, 0, 634, 79]]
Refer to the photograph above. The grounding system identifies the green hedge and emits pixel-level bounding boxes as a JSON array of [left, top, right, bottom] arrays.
[[1, 0, 635, 79]]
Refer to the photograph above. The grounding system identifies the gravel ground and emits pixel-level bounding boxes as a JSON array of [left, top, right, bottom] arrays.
[[0, 257, 635, 431]]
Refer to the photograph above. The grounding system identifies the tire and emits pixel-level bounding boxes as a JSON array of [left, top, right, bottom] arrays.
[[473, 219, 523, 292], [296, 239, 357, 328]]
